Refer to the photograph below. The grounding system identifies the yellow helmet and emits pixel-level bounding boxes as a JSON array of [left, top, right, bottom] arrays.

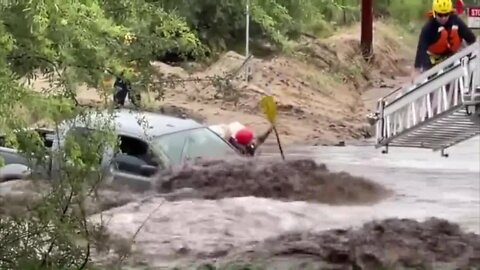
[[432, 0, 453, 14]]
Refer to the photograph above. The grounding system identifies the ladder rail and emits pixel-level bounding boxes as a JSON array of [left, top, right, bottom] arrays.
[[410, 41, 480, 90], [377, 104, 464, 146], [377, 71, 471, 144], [373, 41, 480, 154], [378, 41, 480, 103], [378, 107, 480, 152], [384, 63, 469, 115]]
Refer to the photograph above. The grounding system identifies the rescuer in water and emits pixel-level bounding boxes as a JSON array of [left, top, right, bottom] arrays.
[[412, 0, 476, 81]]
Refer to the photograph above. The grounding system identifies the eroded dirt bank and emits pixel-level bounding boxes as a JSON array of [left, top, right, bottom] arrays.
[[29, 21, 416, 146]]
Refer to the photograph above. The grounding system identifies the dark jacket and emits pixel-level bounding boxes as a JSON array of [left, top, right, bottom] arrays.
[[114, 77, 131, 93], [113, 76, 133, 106], [414, 14, 476, 70]]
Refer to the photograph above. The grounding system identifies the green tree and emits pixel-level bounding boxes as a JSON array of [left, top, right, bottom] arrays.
[[0, 0, 200, 269]]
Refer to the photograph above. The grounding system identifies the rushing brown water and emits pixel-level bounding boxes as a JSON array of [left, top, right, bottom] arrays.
[[1, 135, 478, 269], [220, 218, 480, 270], [155, 158, 391, 205], [87, 138, 479, 269], [259, 137, 480, 234]]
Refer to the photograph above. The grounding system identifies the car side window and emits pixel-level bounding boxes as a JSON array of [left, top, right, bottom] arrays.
[[151, 128, 238, 166], [113, 135, 165, 176]]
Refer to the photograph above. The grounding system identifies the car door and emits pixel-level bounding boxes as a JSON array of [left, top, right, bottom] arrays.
[[107, 134, 167, 192]]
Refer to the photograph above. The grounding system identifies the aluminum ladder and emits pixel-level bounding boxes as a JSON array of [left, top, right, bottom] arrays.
[[373, 41, 480, 157]]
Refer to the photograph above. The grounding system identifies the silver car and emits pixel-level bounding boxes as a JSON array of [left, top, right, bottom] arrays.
[[1, 108, 240, 190]]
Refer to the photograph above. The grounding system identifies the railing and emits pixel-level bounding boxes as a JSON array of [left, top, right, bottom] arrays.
[[374, 41, 480, 147]]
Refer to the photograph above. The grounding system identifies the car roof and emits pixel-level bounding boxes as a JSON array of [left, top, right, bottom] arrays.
[[67, 108, 204, 139]]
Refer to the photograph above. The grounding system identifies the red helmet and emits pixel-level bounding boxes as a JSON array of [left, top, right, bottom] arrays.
[[235, 128, 254, 145]]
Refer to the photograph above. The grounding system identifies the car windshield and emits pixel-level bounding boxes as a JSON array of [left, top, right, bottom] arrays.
[[151, 127, 238, 166]]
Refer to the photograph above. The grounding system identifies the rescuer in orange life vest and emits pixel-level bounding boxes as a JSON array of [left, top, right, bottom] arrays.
[[412, 0, 476, 81]]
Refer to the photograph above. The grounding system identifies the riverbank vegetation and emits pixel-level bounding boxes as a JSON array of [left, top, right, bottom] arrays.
[[0, 0, 442, 269]]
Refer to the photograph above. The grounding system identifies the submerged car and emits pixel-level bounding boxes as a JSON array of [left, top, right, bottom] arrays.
[[0, 108, 241, 190]]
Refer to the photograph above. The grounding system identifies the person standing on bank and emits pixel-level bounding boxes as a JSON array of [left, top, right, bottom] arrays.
[[113, 69, 141, 107]]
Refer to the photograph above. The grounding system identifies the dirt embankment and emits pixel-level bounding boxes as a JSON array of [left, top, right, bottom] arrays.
[[28, 21, 416, 146], [137, 21, 415, 146]]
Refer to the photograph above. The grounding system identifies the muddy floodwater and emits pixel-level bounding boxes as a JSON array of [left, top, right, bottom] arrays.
[[260, 137, 480, 234], [82, 137, 480, 269]]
